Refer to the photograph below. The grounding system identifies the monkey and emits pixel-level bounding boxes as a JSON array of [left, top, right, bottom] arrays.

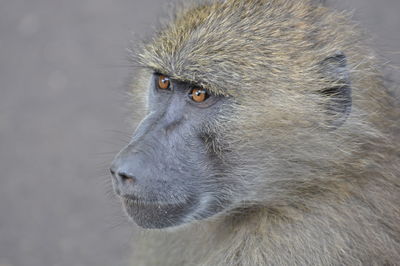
[[110, 0, 400, 265]]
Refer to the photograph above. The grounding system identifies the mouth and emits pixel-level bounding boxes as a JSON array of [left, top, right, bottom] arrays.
[[121, 196, 197, 229]]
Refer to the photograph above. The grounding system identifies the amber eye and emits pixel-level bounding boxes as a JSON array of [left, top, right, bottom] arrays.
[[158, 75, 171, 90], [190, 88, 209, 103]]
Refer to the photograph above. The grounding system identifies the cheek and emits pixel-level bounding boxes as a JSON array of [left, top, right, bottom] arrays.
[[143, 133, 209, 183], [166, 136, 226, 194]]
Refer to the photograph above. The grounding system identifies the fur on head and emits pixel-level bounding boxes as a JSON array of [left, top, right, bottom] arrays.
[[131, 0, 398, 211], [121, 0, 400, 264]]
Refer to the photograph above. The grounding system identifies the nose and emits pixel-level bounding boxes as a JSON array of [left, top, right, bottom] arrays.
[[110, 165, 137, 197], [110, 144, 149, 197]]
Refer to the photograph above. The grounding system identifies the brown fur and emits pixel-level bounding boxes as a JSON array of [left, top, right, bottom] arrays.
[[127, 0, 400, 265]]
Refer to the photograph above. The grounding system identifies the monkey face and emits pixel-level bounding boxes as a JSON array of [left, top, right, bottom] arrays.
[[110, 74, 230, 229], [110, 52, 353, 229], [110, 0, 356, 229]]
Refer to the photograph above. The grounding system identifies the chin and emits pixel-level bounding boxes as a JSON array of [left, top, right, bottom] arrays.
[[122, 197, 198, 229]]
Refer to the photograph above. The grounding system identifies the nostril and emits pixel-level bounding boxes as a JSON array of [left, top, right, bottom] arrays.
[[110, 168, 116, 177], [118, 172, 136, 183]]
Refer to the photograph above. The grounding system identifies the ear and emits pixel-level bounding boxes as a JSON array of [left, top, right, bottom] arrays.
[[319, 51, 352, 128]]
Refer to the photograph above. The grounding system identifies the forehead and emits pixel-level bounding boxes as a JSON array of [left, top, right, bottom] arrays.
[[138, 0, 342, 96], [140, 3, 225, 93]]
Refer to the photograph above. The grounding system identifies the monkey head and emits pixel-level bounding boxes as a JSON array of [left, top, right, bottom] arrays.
[[110, 0, 365, 229]]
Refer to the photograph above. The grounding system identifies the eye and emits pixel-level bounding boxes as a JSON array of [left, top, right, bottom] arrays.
[[158, 75, 171, 90], [189, 88, 209, 103]]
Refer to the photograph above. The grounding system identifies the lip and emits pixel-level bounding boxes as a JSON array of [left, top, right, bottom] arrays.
[[122, 196, 197, 229], [122, 196, 184, 207]]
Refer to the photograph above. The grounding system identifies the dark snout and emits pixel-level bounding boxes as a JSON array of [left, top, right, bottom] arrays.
[[109, 109, 185, 201], [109, 142, 199, 229], [109, 105, 208, 228]]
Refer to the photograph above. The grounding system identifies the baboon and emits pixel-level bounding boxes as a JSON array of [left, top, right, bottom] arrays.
[[110, 0, 400, 265]]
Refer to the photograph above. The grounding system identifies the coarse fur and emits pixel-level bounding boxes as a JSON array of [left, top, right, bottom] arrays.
[[118, 0, 400, 265]]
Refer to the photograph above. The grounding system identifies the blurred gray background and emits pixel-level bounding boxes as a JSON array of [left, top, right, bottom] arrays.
[[0, 0, 399, 266]]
